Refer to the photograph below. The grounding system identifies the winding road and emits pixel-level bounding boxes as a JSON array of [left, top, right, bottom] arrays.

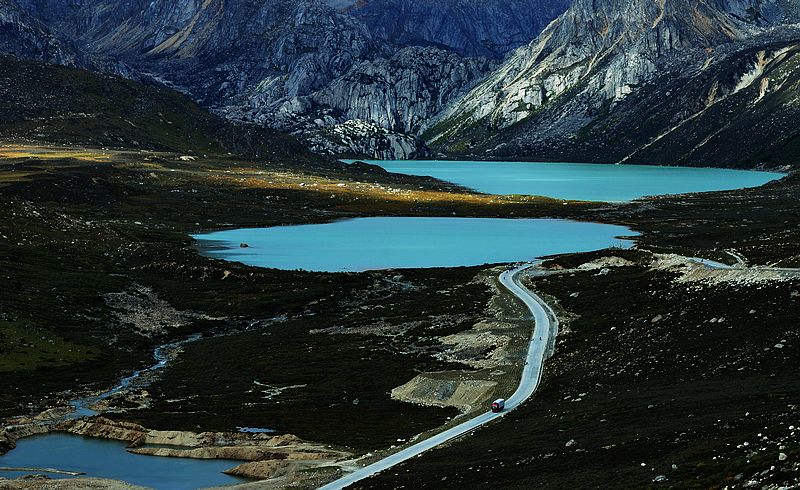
[[320, 263, 559, 490]]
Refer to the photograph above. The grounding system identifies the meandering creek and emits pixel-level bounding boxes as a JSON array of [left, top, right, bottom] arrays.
[[69, 335, 201, 418]]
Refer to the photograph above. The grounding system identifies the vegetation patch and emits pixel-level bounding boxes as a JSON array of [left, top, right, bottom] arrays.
[[0, 321, 97, 372]]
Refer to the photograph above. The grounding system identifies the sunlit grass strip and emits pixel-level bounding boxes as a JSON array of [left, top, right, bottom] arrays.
[[0, 145, 114, 162], [206, 172, 580, 207]]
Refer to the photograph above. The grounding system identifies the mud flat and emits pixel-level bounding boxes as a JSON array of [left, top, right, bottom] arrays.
[[0, 476, 149, 489]]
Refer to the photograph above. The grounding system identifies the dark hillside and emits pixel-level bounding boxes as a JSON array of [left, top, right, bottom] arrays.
[[0, 57, 310, 160]]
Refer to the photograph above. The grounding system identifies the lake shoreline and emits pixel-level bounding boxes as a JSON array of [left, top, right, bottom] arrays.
[[346, 157, 794, 174]]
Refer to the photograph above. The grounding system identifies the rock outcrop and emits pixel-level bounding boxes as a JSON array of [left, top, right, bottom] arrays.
[[301, 119, 429, 160], [67, 418, 148, 445], [310, 46, 498, 135]]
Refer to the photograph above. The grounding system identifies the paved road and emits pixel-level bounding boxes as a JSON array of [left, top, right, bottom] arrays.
[[320, 264, 558, 490]]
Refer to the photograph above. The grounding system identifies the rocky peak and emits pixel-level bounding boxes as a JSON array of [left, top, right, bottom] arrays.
[[310, 46, 498, 134], [430, 0, 800, 138]]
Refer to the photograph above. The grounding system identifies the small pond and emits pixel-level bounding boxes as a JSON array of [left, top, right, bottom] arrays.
[[0, 433, 248, 489]]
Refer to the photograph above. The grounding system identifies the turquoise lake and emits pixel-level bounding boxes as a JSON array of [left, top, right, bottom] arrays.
[[351, 160, 784, 202], [193, 217, 635, 272], [0, 434, 247, 489]]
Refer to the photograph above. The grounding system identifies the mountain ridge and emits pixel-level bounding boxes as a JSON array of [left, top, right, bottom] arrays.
[[425, 0, 800, 168], [3, 0, 800, 167]]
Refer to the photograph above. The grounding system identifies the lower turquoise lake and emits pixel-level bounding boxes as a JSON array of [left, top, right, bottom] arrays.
[[193, 217, 636, 272], [350, 160, 784, 202], [0, 434, 247, 489]]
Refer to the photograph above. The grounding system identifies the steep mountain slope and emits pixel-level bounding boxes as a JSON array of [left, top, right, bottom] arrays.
[[244, 46, 498, 134], [344, 0, 570, 59], [589, 38, 800, 168], [0, 0, 140, 78], [428, 0, 800, 168], [0, 57, 308, 159], [0, 0, 85, 66], [66, 0, 380, 106]]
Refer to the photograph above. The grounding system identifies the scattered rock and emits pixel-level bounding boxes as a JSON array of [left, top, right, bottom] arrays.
[[103, 284, 219, 337]]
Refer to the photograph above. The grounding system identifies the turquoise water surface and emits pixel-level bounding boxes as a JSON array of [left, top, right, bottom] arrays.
[[0, 434, 247, 489], [193, 217, 635, 272], [350, 160, 784, 202]]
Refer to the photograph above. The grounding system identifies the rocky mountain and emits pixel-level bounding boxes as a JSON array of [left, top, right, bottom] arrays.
[[11, 0, 800, 166], [426, 0, 800, 167], [343, 0, 571, 59], [7, 0, 565, 159]]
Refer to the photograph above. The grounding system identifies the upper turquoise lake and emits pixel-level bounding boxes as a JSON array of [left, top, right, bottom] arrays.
[[193, 217, 635, 272], [350, 160, 784, 202]]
